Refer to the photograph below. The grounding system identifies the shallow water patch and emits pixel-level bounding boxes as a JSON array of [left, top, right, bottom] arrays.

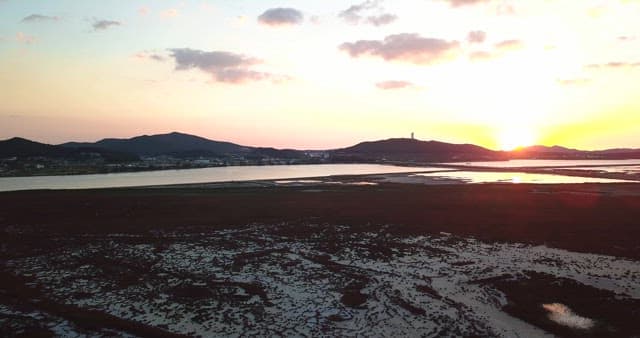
[[542, 303, 594, 330]]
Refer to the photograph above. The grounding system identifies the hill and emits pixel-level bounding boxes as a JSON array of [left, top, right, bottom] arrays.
[[508, 145, 581, 159], [0, 137, 137, 161], [517, 145, 579, 154], [333, 138, 502, 162], [0, 137, 67, 158], [511, 145, 640, 160], [62, 132, 304, 159], [62, 132, 249, 157], [593, 148, 640, 159], [5, 133, 640, 164]]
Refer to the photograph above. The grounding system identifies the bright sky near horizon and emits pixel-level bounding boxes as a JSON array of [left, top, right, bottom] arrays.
[[1, 0, 639, 150]]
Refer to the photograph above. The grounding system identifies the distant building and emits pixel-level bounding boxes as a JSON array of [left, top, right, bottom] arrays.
[[306, 151, 329, 159], [411, 132, 414, 140]]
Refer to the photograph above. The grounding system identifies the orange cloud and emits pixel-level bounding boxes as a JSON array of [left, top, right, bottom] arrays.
[[494, 39, 524, 51], [160, 8, 179, 18]]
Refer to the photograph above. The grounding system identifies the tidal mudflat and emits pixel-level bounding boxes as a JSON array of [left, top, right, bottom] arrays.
[[1, 182, 639, 337], [3, 224, 640, 337]]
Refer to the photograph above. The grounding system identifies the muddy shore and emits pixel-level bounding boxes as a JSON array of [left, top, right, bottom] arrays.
[[2, 182, 640, 259], [1, 182, 639, 337]]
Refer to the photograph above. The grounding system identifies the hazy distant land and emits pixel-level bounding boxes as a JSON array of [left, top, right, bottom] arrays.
[[2, 132, 640, 177]]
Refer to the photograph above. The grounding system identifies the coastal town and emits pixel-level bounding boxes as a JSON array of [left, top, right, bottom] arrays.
[[0, 150, 331, 177]]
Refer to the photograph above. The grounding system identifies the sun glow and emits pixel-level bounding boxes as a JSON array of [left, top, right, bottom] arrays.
[[497, 126, 536, 151]]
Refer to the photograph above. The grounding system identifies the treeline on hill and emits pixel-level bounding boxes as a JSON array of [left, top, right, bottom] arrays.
[[0, 137, 138, 162]]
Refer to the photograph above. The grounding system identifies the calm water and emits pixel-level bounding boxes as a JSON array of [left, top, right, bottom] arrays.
[[416, 171, 636, 184], [443, 159, 640, 168], [0, 164, 439, 192], [3, 161, 639, 192], [560, 165, 640, 174]]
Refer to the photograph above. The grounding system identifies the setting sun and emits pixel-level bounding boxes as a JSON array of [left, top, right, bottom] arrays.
[[497, 127, 537, 151]]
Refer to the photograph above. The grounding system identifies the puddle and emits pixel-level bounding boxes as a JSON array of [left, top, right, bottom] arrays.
[[542, 303, 594, 330]]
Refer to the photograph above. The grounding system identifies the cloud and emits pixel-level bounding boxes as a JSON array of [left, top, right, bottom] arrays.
[[585, 61, 640, 69], [339, 33, 460, 64], [494, 39, 524, 50], [468, 50, 493, 61], [92, 19, 121, 31], [149, 54, 165, 61], [168, 48, 282, 84], [200, 3, 216, 13], [366, 13, 397, 26], [444, 0, 491, 7], [556, 78, 590, 86], [232, 15, 249, 27], [618, 35, 636, 41], [376, 80, 414, 90], [16, 32, 35, 44], [160, 8, 179, 18], [258, 8, 303, 26], [339, 0, 379, 23], [496, 3, 515, 15], [134, 51, 166, 62], [468, 39, 523, 61], [467, 30, 486, 43], [21, 14, 60, 23], [339, 1, 396, 26], [170, 49, 258, 70]]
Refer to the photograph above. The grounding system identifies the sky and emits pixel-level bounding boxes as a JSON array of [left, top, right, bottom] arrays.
[[1, 0, 639, 150]]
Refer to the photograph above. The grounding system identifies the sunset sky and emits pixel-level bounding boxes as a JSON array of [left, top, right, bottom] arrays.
[[1, 0, 640, 150]]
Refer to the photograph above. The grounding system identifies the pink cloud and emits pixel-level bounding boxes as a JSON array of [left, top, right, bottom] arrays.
[[340, 33, 460, 65], [16, 32, 36, 44], [444, 0, 491, 7], [376, 80, 415, 90], [258, 8, 303, 26], [138, 7, 150, 16], [467, 30, 486, 43], [168, 48, 288, 84]]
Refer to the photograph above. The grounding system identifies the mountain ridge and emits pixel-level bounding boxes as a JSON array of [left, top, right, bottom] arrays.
[[0, 137, 138, 161], [333, 138, 501, 161], [62, 131, 250, 157], [2, 132, 640, 161]]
